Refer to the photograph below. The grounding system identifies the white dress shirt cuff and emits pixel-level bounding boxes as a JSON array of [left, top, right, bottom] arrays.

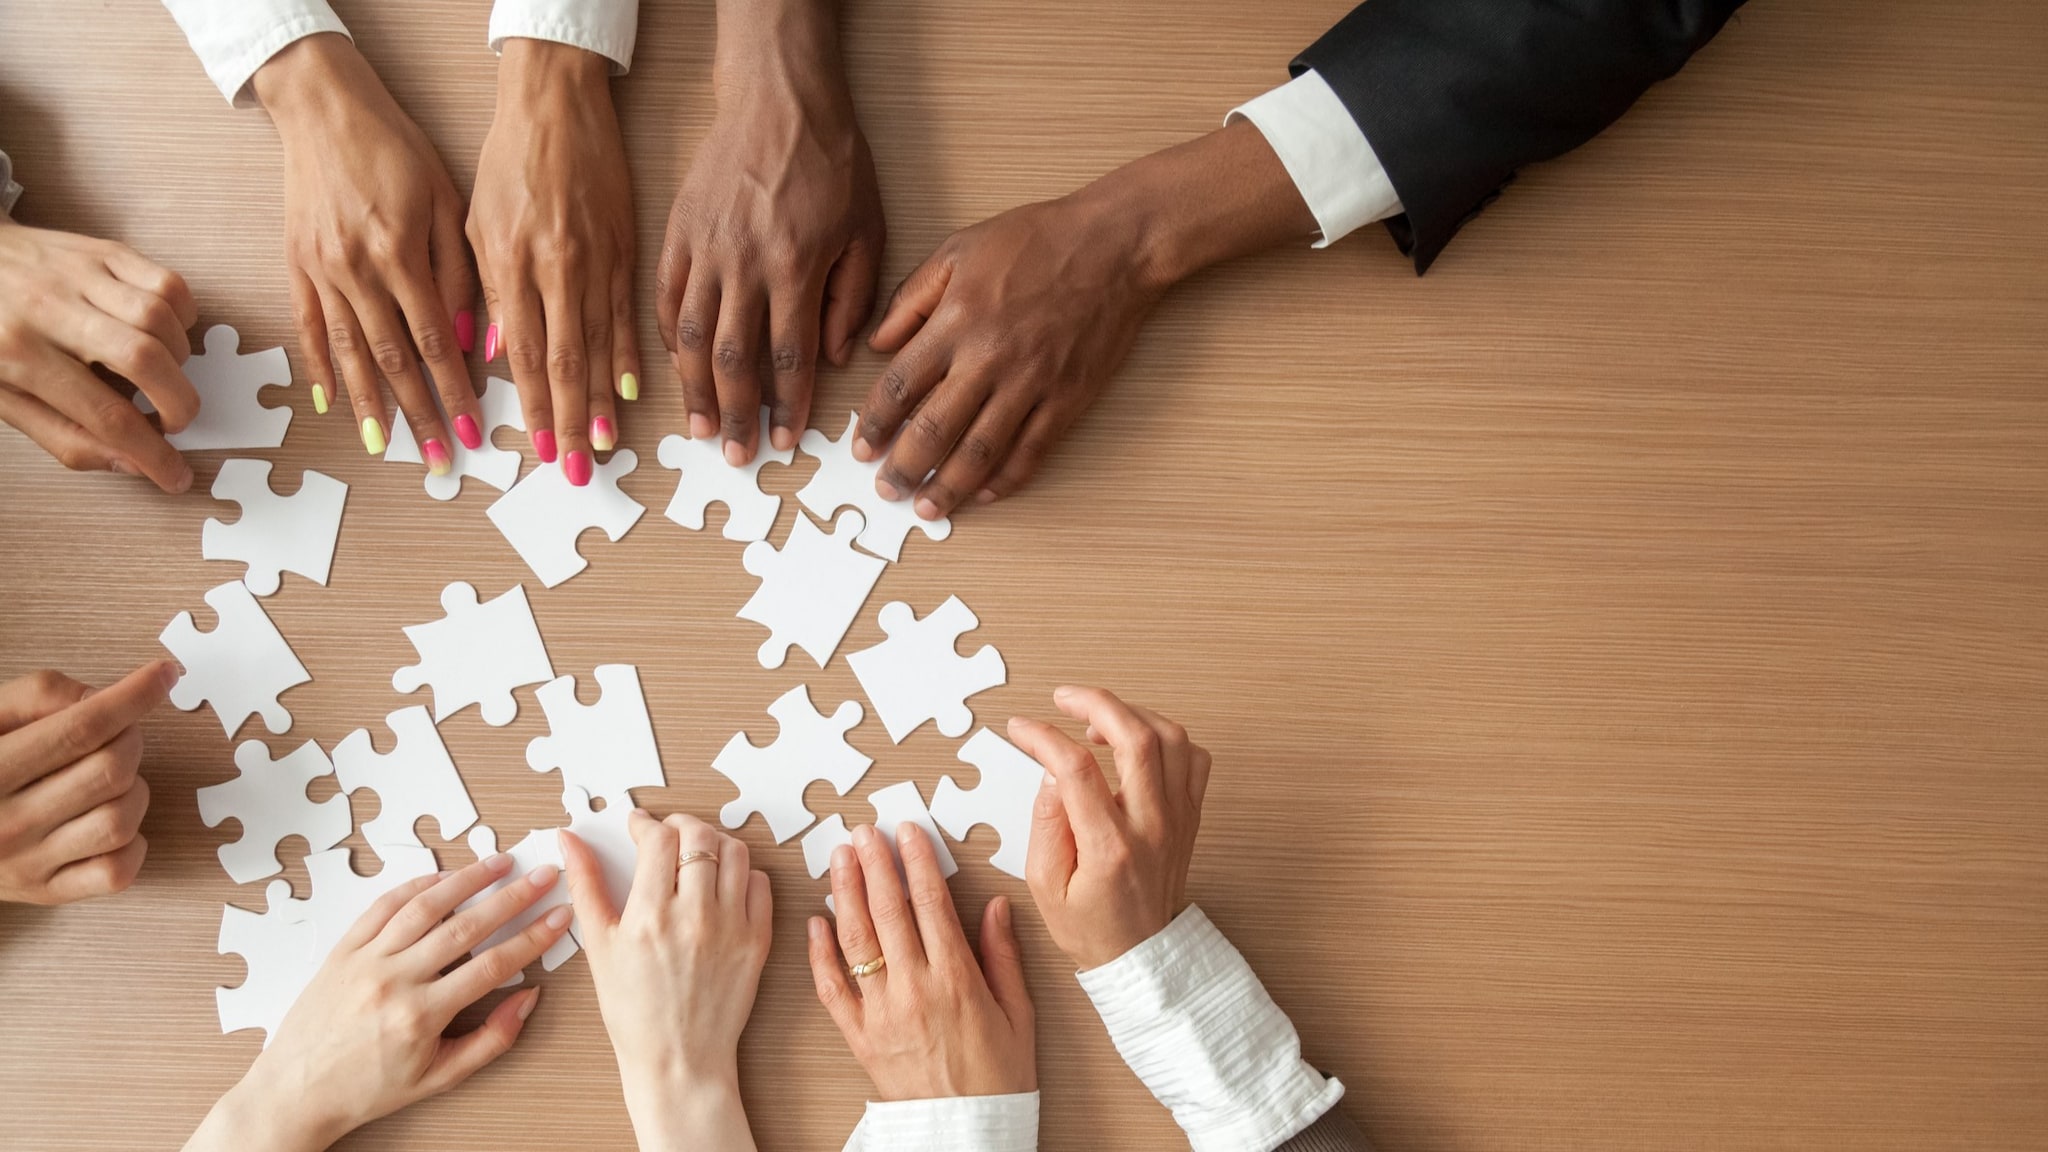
[[840, 1092, 1040, 1152], [1077, 905, 1344, 1152], [1227, 69, 1402, 249], [160, 0, 350, 108], [489, 0, 639, 74], [1, 150, 21, 216]]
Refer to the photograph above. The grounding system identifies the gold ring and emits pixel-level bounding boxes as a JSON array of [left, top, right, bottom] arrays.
[[849, 955, 887, 979], [676, 851, 719, 871]]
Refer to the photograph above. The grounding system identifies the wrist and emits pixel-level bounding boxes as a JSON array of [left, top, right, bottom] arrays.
[[712, 0, 846, 104], [195, 1074, 346, 1152], [621, 1061, 746, 1149], [250, 33, 369, 126], [497, 37, 611, 109]]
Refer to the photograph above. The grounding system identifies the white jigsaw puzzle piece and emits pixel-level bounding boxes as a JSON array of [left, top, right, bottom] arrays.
[[196, 739, 352, 884], [931, 728, 1048, 880], [712, 685, 872, 843], [162, 581, 311, 737], [486, 448, 645, 588], [332, 706, 478, 851], [656, 407, 793, 542], [215, 878, 317, 1047], [458, 825, 578, 981], [738, 511, 887, 669], [392, 582, 554, 727], [796, 411, 952, 561], [385, 376, 527, 500], [201, 459, 347, 596], [287, 844, 440, 958], [846, 596, 1007, 743], [136, 325, 292, 451], [800, 782, 958, 913], [526, 664, 665, 806], [560, 786, 637, 949]]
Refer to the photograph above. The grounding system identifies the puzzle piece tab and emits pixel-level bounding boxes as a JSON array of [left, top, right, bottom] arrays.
[[162, 581, 310, 737], [137, 324, 292, 451], [486, 448, 645, 588], [713, 685, 872, 843], [931, 728, 1048, 880], [392, 582, 554, 727], [332, 706, 477, 851], [847, 597, 1007, 743], [657, 408, 793, 542], [738, 511, 887, 669], [526, 664, 664, 808], [796, 411, 952, 561], [215, 878, 316, 1047], [196, 739, 352, 884], [385, 376, 527, 500], [201, 459, 347, 596]]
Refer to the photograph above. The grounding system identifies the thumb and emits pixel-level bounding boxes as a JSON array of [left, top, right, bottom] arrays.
[[978, 896, 1034, 1031], [557, 830, 617, 943], [867, 247, 952, 353], [422, 986, 539, 1098], [822, 231, 882, 366], [1025, 770, 1077, 906]]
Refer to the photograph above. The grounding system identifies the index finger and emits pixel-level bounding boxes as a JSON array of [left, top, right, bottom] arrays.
[[1005, 713, 1123, 857], [1051, 686, 1170, 825], [0, 661, 175, 791]]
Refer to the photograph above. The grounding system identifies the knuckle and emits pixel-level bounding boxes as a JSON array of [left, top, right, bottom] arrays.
[[958, 433, 999, 467], [546, 344, 587, 382], [712, 338, 750, 375], [676, 319, 707, 351], [1131, 728, 1162, 762], [325, 325, 360, 357], [910, 883, 949, 915], [880, 370, 912, 407], [412, 326, 454, 363], [139, 299, 179, 336], [582, 316, 609, 347], [771, 343, 805, 377], [369, 341, 413, 377], [89, 393, 141, 435], [55, 443, 102, 472], [909, 409, 948, 446], [507, 340, 548, 375], [1159, 720, 1189, 747]]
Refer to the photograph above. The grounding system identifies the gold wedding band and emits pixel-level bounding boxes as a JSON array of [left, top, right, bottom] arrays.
[[676, 851, 719, 871], [849, 955, 887, 979]]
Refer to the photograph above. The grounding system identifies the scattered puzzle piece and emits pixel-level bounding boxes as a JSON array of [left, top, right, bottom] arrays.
[[458, 825, 577, 980], [931, 728, 1047, 880], [332, 706, 477, 851], [486, 448, 645, 588], [526, 664, 664, 807], [196, 739, 352, 884], [713, 685, 872, 843], [847, 597, 1007, 743], [560, 786, 636, 949], [215, 878, 316, 1047], [162, 581, 310, 737], [392, 582, 554, 727], [386, 376, 527, 500], [136, 324, 292, 451], [800, 782, 958, 912], [796, 411, 952, 561], [738, 510, 887, 669], [201, 459, 347, 596], [286, 844, 440, 957], [657, 408, 793, 542]]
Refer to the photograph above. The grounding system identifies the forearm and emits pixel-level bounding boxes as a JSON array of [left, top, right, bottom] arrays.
[[185, 1077, 340, 1152], [712, 0, 850, 111], [247, 31, 370, 126], [621, 1068, 757, 1152]]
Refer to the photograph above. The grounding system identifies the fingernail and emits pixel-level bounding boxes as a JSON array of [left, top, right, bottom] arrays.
[[486, 852, 513, 873], [564, 450, 592, 487], [423, 438, 452, 476], [770, 424, 795, 452], [173, 465, 194, 493], [532, 428, 558, 463], [453, 413, 483, 450], [484, 322, 500, 362], [831, 844, 856, 872], [544, 905, 574, 930], [438, 869, 454, 879], [156, 661, 180, 690], [360, 418, 387, 455], [1053, 686, 1075, 699], [690, 413, 716, 439], [975, 488, 998, 505], [109, 458, 138, 476], [915, 496, 940, 521], [527, 863, 559, 889], [852, 438, 875, 462], [590, 416, 615, 452], [618, 372, 638, 401], [723, 438, 748, 467], [455, 310, 476, 353], [874, 477, 903, 501], [310, 382, 330, 415], [517, 989, 540, 1019], [853, 824, 877, 848]]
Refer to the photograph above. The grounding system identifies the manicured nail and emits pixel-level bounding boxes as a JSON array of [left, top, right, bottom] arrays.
[[455, 310, 476, 353], [618, 372, 638, 401], [483, 322, 500, 362], [310, 382, 330, 415], [544, 906, 574, 930], [423, 438, 452, 476], [565, 450, 592, 487], [852, 437, 875, 462], [517, 989, 540, 1019], [532, 428, 558, 463], [453, 413, 483, 450], [874, 476, 903, 501], [975, 488, 998, 505], [360, 418, 386, 455], [527, 863, 558, 889], [690, 413, 716, 439], [590, 415, 615, 452], [485, 852, 513, 873], [915, 496, 940, 521]]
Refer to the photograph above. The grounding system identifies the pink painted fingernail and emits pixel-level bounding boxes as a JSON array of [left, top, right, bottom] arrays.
[[533, 428, 558, 463], [590, 415, 615, 452], [455, 310, 476, 353], [565, 449, 592, 487], [453, 413, 483, 450], [484, 322, 500, 362], [423, 438, 453, 476]]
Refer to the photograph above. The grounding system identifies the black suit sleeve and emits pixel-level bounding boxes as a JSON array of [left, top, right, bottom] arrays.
[[1292, 0, 1748, 273]]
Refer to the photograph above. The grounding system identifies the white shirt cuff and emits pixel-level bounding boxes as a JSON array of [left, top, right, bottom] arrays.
[[1077, 905, 1343, 1152], [159, 0, 350, 108], [1227, 69, 1402, 249], [489, 0, 640, 74], [840, 1092, 1039, 1152]]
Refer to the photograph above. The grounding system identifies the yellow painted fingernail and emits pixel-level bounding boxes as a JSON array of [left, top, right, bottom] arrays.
[[310, 382, 329, 415], [619, 372, 638, 401], [360, 418, 386, 455]]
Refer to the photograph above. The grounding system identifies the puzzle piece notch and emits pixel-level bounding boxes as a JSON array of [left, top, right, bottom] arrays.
[[526, 664, 665, 808], [196, 739, 353, 884], [136, 324, 292, 451], [799, 782, 958, 913], [656, 407, 794, 542], [332, 706, 478, 852], [162, 581, 311, 738], [215, 878, 317, 1046], [285, 844, 440, 958], [846, 596, 1008, 743], [737, 510, 887, 670], [931, 728, 1048, 880], [201, 459, 348, 596], [796, 411, 952, 561], [392, 582, 554, 727], [386, 376, 528, 500], [559, 786, 636, 949], [458, 825, 578, 981], [712, 685, 872, 843], [486, 448, 645, 588]]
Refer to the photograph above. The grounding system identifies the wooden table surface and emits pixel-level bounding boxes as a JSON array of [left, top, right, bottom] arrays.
[[1, 1, 2043, 1149]]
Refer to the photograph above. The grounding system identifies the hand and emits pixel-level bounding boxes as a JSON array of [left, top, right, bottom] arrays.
[[0, 218, 197, 491], [252, 33, 477, 471], [562, 811, 770, 1152], [0, 662, 172, 905], [1007, 686, 1212, 970], [807, 822, 1035, 1100], [469, 37, 639, 488], [655, 0, 884, 463], [185, 853, 573, 1152]]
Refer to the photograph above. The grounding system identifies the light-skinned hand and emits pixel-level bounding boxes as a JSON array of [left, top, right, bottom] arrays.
[[0, 661, 173, 905], [0, 217, 197, 491], [807, 822, 1035, 1100], [184, 852, 573, 1152], [1008, 685, 1213, 970], [562, 811, 770, 1152]]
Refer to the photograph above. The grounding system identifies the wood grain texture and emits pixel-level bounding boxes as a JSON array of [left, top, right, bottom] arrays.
[[1, 1, 2044, 1149]]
